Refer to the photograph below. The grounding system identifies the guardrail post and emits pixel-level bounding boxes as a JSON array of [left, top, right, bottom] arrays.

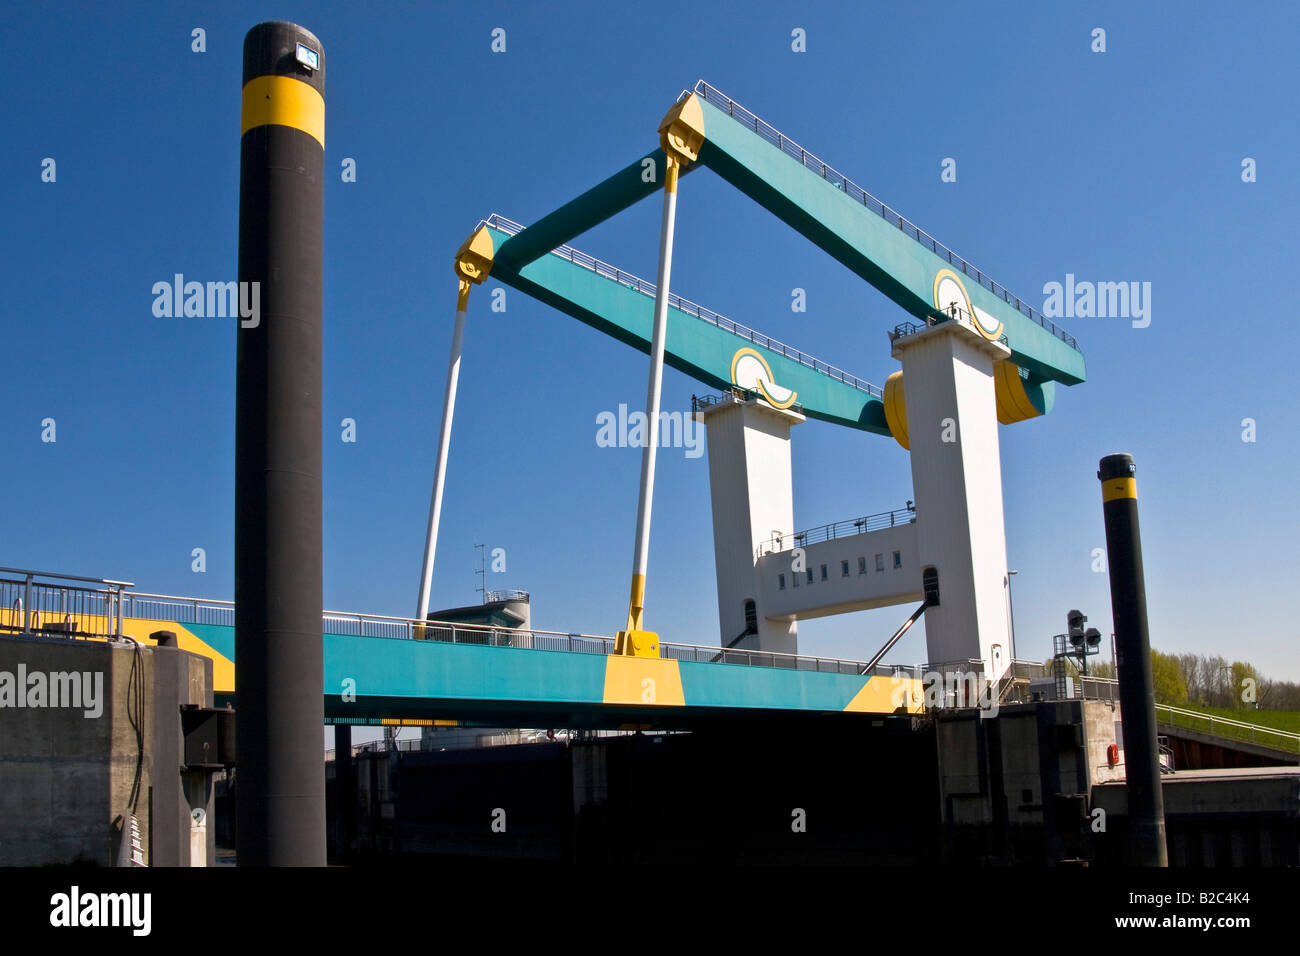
[[23, 574, 32, 634]]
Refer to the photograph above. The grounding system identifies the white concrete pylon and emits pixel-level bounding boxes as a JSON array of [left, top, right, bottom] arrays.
[[890, 320, 1013, 682], [696, 393, 802, 655]]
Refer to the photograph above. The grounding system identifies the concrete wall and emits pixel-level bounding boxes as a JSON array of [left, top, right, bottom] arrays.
[[1092, 768, 1300, 866], [934, 699, 1121, 864], [757, 522, 922, 621], [1085, 698, 1125, 785], [0, 633, 213, 866]]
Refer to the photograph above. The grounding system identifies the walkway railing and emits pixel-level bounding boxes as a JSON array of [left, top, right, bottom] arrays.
[[692, 386, 803, 417], [2, 567, 1056, 703], [890, 309, 1011, 350], [0, 568, 132, 639], [483, 214, 883, 398], [1155, 702, 1300, 755], [685, 79, 1080, 353], [115, 590, 911, 679], [1075, 676, 1299, 755], [757, 505, 916, 557]]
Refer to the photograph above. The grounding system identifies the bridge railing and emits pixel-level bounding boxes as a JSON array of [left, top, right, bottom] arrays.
[[1154, 702, 1300, 755], [0, 568, 133, 639], [692, 386, 804, 417], [11, 585, 920, 680], [125, 592, 235, 626], [483, 214, 883, 398], [890, 309, 1012, 349], [684, 79, 1080, 353], [757, 505, 916, 557], [1074, 676, 1299, 755]]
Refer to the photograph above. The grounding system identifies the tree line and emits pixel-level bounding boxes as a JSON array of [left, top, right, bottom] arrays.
[[1051, 651, 1299, 710]]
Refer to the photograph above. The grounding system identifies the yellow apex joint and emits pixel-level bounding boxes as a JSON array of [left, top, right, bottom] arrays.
[[454, 225, 495, 307], [658, 93, 706, 166], [614, 573, 660, 657], [614, 629, 660, 658]]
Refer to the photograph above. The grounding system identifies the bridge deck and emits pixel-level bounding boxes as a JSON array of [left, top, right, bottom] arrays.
[[61, 605, 927, 728]]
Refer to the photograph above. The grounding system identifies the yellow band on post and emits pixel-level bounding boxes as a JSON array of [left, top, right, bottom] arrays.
[[241, 74, 325, 148], [1102, 477, 1137, 501], [664, 157, 681, 194], [625, 573, 646, 632]]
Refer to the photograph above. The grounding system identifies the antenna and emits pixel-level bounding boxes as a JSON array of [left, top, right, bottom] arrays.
[[474, 543, 486, 603]]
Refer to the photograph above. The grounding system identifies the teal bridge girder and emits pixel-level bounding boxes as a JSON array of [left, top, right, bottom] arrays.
[[483, 214, 889, 434], [125, 616, 922, 728], [478, 79, 1084, 421]]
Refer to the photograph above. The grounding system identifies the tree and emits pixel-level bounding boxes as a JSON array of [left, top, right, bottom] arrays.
[[1089, 660, 1116, 679], [1150, 650, 1188, 705], [1229, 661, 1259, 709]]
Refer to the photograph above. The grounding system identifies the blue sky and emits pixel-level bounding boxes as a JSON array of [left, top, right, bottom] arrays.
[[3, 1, 1297, 682]]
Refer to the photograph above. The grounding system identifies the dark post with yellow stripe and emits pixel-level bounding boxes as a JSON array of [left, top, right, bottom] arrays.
[[1098, 453, 1167, 866], [235, 21, 326, 866]]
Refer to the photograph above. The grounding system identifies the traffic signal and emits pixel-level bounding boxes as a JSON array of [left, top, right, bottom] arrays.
[[1068, 609, 1087, 648]]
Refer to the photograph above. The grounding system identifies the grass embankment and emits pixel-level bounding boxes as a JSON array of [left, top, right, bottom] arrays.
[[1154, 704, 1300, 755]]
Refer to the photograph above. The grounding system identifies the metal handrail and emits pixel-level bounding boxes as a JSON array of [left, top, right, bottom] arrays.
[[1077, 678, 1300, 753], [8, 574, 1048, 701], [683, 79, 1080, 353], [890, 307, 1012, 351], [691, 386, 803, 416], [0, 570, 130, 638], [3, 572, 1066, 704], [117, 590, 912, 677], [0, 567, 134, 587], [1154, 702, 1300, 751], [757, 505, 917, 557], [482, 214, 884, 399]]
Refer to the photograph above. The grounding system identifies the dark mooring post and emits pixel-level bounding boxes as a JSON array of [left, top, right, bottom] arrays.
[[1098, 453, 1167, 866], [236, 21, 326, 866]]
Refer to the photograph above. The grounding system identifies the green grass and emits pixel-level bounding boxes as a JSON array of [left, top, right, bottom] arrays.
[[1154, 704, 1300, 755], [1185, 706, 1300, 734]]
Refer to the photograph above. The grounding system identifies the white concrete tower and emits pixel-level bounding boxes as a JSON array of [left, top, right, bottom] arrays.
[[697, 393, 802, 655], [886, 319, 1013, 681]]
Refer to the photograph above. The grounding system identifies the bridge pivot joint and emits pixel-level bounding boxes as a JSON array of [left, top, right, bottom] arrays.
[[658, 93, 706, 169], [453, 225, 496, 309]]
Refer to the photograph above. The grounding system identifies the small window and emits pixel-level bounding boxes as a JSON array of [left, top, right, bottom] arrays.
[[792, 572, 799, 588], [820, 564, 828, 581], [875, 553, 884, 572], [893, 550, 902, 569], [807, 569, 814, 584], [858, 556, 867, 575], [841, 560, 850, 578], [778, 573, 786, 590]]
